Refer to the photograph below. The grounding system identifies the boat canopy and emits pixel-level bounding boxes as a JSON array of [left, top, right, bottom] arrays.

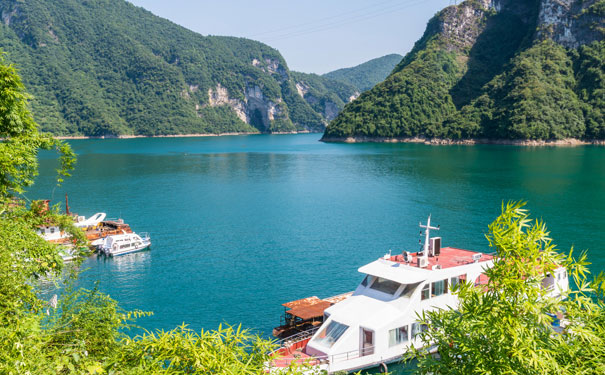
[[358, 259, 430, 285], [288, 301, 332, 320], [282, 297, 332, 320]]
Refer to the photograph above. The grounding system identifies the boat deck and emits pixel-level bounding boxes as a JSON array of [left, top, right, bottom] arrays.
[[388, 247, 494, 270], [272, 338, 321, 368]]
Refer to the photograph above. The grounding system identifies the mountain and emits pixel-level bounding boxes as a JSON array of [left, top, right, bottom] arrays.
[[0, 0, 360, 136], [323, 0, 604, 142], [290, 72, 360, 122], [323, 53, 403, 91]]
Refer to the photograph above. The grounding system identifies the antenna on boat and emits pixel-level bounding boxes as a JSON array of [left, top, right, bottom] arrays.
[[419, 215, 439, 259]]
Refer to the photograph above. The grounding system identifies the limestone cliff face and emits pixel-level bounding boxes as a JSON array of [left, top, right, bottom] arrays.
[[439, 0, 605, 50], [436, 0, 496, 52], [429, 0, 602, 51], [536, 0, 604, 48], [289, 71, 359, 125], [205, 83, 289, 132]]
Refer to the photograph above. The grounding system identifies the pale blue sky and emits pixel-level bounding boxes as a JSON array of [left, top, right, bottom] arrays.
[[128, 0, 452, 74]]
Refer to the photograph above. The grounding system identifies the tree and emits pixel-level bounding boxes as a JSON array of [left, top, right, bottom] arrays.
[[409, 201, 605, 374], [0, 54, 75, 198], [0, 54, 304, 374]]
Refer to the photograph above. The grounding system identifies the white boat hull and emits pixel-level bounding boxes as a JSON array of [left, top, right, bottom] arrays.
[[102, 243, 151, 256], [98, 232, 151, 257]]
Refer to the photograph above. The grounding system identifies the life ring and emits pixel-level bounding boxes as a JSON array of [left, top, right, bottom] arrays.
[[134, 243, 139, 249], [379, 362, 388, 373], [112, 244, 118, 251]]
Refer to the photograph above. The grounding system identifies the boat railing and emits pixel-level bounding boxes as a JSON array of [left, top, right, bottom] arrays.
[[327, 346, 376, 364], [280, 326, 319, 347], [139, 232, 150, 241]]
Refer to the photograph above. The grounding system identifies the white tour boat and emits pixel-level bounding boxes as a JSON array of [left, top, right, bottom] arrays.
[[98, 232, 151, 256], [270, 216, 569, 374]]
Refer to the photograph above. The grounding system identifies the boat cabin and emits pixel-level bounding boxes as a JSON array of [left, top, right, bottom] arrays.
[[302, 246, 497, 373], [100, 232, 150, 256], [37, 225, 67, 242], [271, 216, 570, 374]]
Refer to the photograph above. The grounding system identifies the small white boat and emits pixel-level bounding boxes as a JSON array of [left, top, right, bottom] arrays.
[[99, 232, 151, 256]]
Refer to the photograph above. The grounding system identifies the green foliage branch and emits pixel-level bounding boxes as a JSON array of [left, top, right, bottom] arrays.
[[407, 201, 605, 375], [0, 55, 305, 374]]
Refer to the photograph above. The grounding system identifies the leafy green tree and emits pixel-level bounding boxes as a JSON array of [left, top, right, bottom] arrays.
[[0, 54, 75, 198], [409, 201, 605, 374], [0, 51, 303, 374]]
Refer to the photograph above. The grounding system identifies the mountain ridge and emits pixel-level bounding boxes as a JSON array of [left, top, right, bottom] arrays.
[[322, 53, 403, 91], [0, 0, 365, 136], [323, 0, 604, 142]]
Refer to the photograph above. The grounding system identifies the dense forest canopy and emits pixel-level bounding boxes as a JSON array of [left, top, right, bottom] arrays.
[[323, 53, 403, 91], [0, 0, 366, 136]]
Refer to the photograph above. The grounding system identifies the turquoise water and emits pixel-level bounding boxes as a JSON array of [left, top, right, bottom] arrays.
[[31, 134, 605, 340]]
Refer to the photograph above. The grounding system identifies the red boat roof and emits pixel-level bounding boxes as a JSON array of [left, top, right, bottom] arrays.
[[388, 247, 494, 270]]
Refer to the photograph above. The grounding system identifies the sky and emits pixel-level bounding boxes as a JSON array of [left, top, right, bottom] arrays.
[[127, 0, 452, 74]]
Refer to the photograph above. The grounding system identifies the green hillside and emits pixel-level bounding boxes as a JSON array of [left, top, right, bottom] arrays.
[[323, 53, 403, 91], [0, 0, 357, 136], [323, 0, 604, 142]]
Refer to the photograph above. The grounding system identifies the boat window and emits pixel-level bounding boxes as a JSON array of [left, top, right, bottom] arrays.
[[120, 244, 130, 249], [314, 321, 349, 348], [411, 322, 428, 339], [421, 283, 430, 300], [388, 325, 409, 347], [50, 227, 55, 234], [451, 274, 466, 290], [361, 275, 371, 287], [431, 280, 447, 297], [399, 282, 421, 298], [369, 277, 401, 295]]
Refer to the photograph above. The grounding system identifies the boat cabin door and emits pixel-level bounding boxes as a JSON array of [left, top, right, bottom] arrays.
[[360, 328, 374, 356]]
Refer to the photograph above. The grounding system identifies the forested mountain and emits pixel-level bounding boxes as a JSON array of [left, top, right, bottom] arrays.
[[0, 0, 360, 136], [323, 54, 403, 91], [323, 0, 604, 142]]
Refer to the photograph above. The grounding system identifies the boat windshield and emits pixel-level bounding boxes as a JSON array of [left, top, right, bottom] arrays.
[[369, 277, 401, 295], [314, 321, 349, 348], [399, 282, 421, 298]]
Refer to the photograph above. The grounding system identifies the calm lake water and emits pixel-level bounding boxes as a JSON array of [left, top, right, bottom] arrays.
[[31, 134, 605, 339]]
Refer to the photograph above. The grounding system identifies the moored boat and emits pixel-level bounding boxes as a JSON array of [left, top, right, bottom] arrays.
[[269, 216, 569, 374], [273, 293, 352, 339], [98, 232, 151, 256]]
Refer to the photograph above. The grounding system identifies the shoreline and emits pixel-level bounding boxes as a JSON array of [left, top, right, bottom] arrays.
[[320, 136, 605, 146], [54, 130, 312, 140]]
